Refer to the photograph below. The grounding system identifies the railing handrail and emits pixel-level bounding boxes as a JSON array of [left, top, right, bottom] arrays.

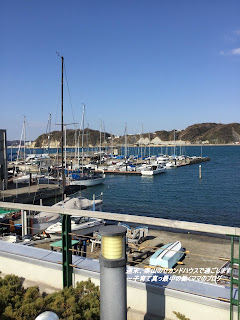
[[0, 201, 239, 236]]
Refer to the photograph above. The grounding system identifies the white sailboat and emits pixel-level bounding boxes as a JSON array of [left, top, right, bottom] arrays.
[[45, 215, 104, 239], [67, 105, 105, 187], [67, 172, 105, 186], [32, 195, 103, 234]]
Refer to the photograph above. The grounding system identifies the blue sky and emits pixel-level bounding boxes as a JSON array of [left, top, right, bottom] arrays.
[[1, 1, 240, 141]]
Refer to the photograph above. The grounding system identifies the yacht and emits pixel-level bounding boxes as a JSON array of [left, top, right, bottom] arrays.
[[67, 172, 105, 187], [141, 164, 166, 176], [32, 195, 103, 234], [45, 216, 105, 239]]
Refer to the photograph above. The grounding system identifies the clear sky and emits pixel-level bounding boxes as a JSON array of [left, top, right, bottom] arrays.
[[1, 1, 240, 141]]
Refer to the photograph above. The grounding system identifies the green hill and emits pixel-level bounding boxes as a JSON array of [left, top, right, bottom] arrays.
[[32, 123, 240, 147]]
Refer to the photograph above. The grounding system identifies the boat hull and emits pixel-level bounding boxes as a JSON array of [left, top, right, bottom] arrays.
[[69, 176, 105, 186], [32, 196, 103, 234], [149, 241, 184, 268], [45, 218, 104, 239], [141, 169, 166, 176]]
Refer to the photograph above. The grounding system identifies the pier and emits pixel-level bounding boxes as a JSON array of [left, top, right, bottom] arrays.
[[0, 184, 62, 204], [102, 170, 141, 175], [0, 184, 85, 204], [98, 156, 210, 175]]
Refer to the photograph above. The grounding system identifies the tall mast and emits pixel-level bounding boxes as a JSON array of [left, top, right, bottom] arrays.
[[81, 104, 85, 176], [111, 132, 113, 157], [173, 129, 176, 156], [74, 130, 77, 160], [124, 123, 127, 159], [48, 113, 51, 167], [64, 125, 67, 169], [77, 133, 80, 166], [149, 132, 150, 158], [100, 120, 102, 165], [61, 55, 65, 200], [87, 123, 89, 157], [23, 116, 26, 172]]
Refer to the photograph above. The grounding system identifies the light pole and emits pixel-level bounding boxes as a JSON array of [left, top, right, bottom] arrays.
[[99, 225, 127, 320]]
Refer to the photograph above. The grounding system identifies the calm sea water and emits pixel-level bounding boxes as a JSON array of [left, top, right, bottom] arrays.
[[7, 145, 240, 227], [80, 146, 240, 228]]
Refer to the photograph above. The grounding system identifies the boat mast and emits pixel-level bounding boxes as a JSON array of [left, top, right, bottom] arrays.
[[23, 115, 26, 172], [149, 132, 150, 158], [173, 129, 176, 156], [64, 125, 67, 169], [111, 132, 113, 157], [100, 120, 102, 165], [60, 55, 65, 200], [57, 53, 73, 289], [24, 116, 26, 162], [87, 123, 89, 157], [48, 113, 51, 168], [81, 104, 85, 177], [124, 123, 127, 159]]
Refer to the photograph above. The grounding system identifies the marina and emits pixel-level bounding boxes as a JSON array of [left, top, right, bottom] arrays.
[[0, 144, 239, 320], [1, 2, 240, 319], [2, 145, 239, 228], [0, 63, 239, 319]]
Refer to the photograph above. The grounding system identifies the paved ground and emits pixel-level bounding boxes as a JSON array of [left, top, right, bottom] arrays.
[[34, 227, 236, 284], [136, 229, 232, 273]]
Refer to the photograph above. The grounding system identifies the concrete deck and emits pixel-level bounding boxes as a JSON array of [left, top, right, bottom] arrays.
[[0, 184, 61, 203]]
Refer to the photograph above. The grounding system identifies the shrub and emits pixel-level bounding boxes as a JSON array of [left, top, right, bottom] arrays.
[[0, 275, 100, 320], [173, 311, 190, 320]]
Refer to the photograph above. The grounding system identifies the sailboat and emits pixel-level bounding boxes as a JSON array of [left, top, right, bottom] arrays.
[[66, 170, 105, 186], [66, 105, 105, 187], [32, 194, 104, 234]]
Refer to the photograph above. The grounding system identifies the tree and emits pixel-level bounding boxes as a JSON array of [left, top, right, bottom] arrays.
[[0, 275, 100, 320]]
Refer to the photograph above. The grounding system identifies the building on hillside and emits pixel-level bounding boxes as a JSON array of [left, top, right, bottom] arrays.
[[0, 130, 8, 190]]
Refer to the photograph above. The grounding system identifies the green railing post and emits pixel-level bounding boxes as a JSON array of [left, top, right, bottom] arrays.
[[228, 234, 240, 320], [238, 237, 240, 320], [230, 235, 234, 320], [62, 214, 73, 288]]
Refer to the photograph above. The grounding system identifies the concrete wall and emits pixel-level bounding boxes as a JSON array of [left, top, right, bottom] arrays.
[[0, 243, 237, 320]]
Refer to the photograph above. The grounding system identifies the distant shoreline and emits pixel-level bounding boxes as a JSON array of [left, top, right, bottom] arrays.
[[7, 143, 240, 149]]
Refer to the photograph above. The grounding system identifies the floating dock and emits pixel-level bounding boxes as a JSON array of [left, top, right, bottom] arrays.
[[97, 156, 210, 175], [103, 170, 141, 175]]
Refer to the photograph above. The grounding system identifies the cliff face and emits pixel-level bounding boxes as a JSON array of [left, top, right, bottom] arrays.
[[31, 123, 240, 147]]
